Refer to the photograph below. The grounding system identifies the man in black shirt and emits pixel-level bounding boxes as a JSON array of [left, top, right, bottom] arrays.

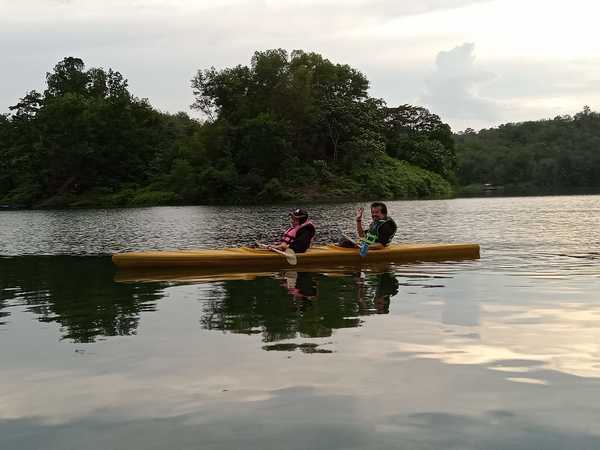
[[356, 202, 397, 249]]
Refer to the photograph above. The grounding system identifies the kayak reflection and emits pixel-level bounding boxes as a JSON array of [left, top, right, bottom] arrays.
[[279, 270, 399, 314]]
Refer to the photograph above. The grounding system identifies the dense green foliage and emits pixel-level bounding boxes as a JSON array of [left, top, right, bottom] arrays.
[[0, 57, 195, 207], [0, 52, 456, 208], [188, 49, 454, 203], [456, 107, 600, 194]]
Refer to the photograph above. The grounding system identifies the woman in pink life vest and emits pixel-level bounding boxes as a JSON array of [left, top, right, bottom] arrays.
[[271, 208, 316, 254]]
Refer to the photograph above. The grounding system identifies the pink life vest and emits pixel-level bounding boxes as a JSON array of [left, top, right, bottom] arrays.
[[280, 220, 315, 247]]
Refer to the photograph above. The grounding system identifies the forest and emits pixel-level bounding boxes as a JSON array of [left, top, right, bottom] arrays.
[[455, 106, 600, 195], [2, 51, 598, 208], [0, 51, 454, 208]]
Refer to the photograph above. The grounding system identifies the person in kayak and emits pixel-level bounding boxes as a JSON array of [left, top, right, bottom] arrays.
[[271, 208, 316, 254], [281, 271, 318, 302], [355, 202, 397, 250], [356, 272, 399, 314]]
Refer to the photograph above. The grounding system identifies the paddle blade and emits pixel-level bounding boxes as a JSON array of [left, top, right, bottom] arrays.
[[284, 248, 297, 265]]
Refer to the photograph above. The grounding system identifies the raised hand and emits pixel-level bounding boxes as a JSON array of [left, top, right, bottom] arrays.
[[356, 207, 364, 222]]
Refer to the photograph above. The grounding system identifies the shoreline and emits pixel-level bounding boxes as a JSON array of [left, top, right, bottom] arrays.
[[4, 189, 600, 212]]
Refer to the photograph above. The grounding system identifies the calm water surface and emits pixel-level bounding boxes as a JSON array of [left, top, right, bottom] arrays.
[[1, 196, 600, 450]]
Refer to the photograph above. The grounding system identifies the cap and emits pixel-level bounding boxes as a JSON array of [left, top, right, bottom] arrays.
[[289, 208, 308, 219]]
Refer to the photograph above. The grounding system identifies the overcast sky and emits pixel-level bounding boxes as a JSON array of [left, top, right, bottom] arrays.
[[1, 0, 599, 131]]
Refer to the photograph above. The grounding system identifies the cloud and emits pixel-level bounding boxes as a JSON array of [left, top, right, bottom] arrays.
[[4, 0, 492, 21], [0, 0, 492, 115], [478, 59, 600, 122], [420, 43, 499, 129], [418, 45, 600, 130], [1, 0, 599, 130]]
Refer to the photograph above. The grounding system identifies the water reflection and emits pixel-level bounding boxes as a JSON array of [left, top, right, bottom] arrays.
[[1, 256, 408, 347], [3, 255, 600, 381], [0, 256, 164, 342], [3, 251, 600, 450], [199, 270, 400, 345]]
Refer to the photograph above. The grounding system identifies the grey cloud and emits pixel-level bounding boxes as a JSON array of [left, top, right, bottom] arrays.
[[8, 0, 493, 20], [3, 0, 444, 114], [420, 43, 499, 126], [1, 1, 598, 130], [419, 44, 600, 130], [0, 0, 494, 116], [479, 59, 600, 98], [4, 400, 600, 450], [366, 65, 427, 106]]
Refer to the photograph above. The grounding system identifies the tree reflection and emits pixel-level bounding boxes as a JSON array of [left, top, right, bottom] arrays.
[[1, 257, 402, 346], [0, 256, 164, 342]]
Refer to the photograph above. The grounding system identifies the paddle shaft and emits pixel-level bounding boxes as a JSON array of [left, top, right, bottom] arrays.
[[256, 242, 287, 256], [341, 233, 359, 247], [256, 242, 297, 265]]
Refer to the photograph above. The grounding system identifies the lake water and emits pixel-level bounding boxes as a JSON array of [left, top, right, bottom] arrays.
[[1, 196, 600, 450]]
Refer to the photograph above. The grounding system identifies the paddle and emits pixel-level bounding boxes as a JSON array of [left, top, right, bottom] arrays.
[[256, 242, 297, 265], [339, 232, 369, 257], [340, 232, 358, 247]]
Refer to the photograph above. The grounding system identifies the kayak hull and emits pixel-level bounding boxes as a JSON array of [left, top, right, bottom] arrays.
[[112, 243, 480, 270]]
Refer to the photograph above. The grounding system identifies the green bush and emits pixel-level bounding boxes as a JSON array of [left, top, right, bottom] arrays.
[[259, 178, 292, 201], [128, 190, 179, 206], [1, 183, 43, 206]]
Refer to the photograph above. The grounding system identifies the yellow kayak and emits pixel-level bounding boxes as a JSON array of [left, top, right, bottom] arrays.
[[112, 243, 480, 270]]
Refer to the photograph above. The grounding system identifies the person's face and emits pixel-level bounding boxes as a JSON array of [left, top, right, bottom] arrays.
[[291, 215, 300, 225], [371, 206, 385, 221]]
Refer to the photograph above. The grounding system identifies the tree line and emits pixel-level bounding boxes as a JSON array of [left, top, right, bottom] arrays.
[[0, 51, 455, 208], [455, 106, 600, 194]]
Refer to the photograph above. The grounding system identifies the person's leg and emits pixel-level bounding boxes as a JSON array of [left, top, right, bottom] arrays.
[[337, 237, 358, 248]]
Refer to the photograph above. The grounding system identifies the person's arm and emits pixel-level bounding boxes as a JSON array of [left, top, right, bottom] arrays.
[[356, 207, 365, 238], [271, 242, 289, 251]]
